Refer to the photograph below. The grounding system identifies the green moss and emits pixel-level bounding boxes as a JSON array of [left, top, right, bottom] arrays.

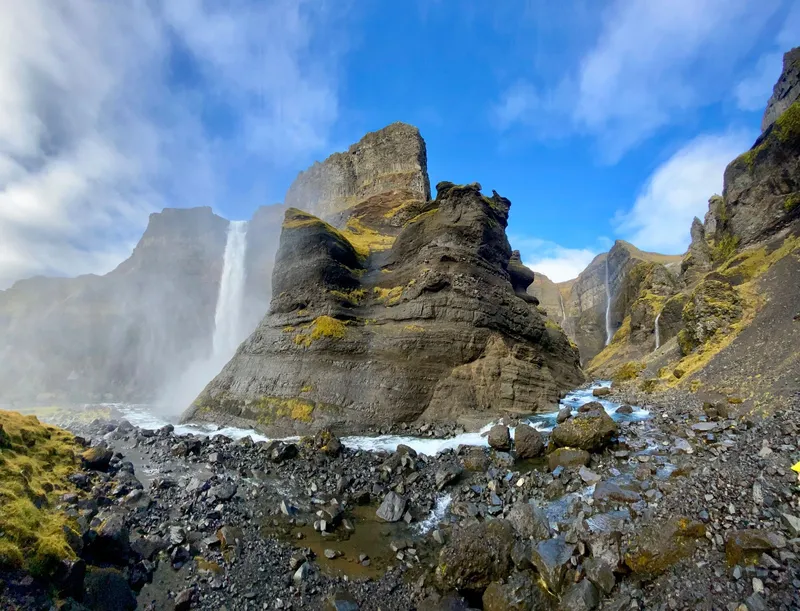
[[293, 315, 347, 347], [774, 99, 800, 143], [613, 361, 645, 384], [254, 397, 315, 425], [0, 411, 80, 576], [711, 233, 740, 264], [328, 288, 366, 305], [785, 194, 800, 214], [373, 286, 404, 305], [640, 378, 661, 393], [300, 385, 313, 393], [340, 217, 395, 257], [404, 208, 438, 226]]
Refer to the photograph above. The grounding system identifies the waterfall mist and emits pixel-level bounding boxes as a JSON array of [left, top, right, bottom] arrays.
[[156, 220, 250, 416]]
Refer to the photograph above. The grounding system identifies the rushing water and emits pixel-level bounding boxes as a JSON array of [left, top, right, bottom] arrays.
[[213, 220, 248, 358], [91, 381, 649, 454], [655, 311, 662, 350], [604, 258, 613, 345]]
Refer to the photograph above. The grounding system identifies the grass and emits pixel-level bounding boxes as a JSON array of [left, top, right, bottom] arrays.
[[340, 217, 395, 258], [0, 411, 80, 576], [785, 194, 800, 214], [612, 361, 645, 384], [588, 316, 631, 372]]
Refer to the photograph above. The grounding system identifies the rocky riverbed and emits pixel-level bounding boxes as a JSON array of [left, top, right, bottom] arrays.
[[2, 384, 799, 611]]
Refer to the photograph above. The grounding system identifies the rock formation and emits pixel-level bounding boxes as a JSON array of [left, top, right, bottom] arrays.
[[527, 271, 568, 327], [185, 125, 584, 435], [762, 47, 800, 132]]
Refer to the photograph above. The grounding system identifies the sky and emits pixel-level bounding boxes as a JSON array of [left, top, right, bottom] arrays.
[[0, 0, 798, 288]]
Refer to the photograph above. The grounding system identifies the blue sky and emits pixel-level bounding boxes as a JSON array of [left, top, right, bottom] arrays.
[[0, 0, 798, 288]]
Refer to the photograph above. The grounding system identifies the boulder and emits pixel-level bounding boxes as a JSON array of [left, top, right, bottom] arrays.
[[487, 424, 511, 451], [482, 571, 551, 611], [513, 423, 544, 458], [624, 516, 706, 577], [578, 401, 605, 413], [592, 387, 611, 397], [724, 529, 786, 567], [82, 568, 137, 611], [558, 580, 599, 611], [556, 407, 572, 423], [506, 502, 551, 541], [531, 536, 574, 594], [90, 515, 130, 565], [437, 519, 515, 594], [81, 443, 113, 471], [376, 492, 407, 522], [550, 410, 617, 452], [593, 480, 642, 505], [583, 557, 615, 594], [615, 404, 633, 415], [547, 448, 590, 470], [435, 465, 463, 490]]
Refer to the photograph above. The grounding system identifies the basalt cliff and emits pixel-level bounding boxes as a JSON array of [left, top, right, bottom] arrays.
[[185, 124, 584, 434]]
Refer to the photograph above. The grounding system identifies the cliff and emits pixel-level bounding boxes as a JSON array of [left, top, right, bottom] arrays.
[[184, 127, 584, 434]]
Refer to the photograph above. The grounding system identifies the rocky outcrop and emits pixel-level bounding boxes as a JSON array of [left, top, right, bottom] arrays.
[[284, 122, 431, 219], [677, 279, 742, 356], [681, 216, 713, 285], [762, 47, 800, 133], [185, 132, 583, 434], [527, 271, 567, 325]]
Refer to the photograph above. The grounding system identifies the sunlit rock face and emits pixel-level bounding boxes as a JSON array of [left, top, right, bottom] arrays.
[[184, 124, 584, 436]]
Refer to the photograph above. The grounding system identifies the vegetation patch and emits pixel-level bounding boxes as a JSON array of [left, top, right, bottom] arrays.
[[613, 361, 646, 384], [774, 99, 800, 144], [328, 288, 366, 306], [340, 217, 395, 258], [373, 286, 404, 306], [588, 316, 632, 372], [254, 397, 315, 425], [0, 411, 80, 576], [403, 324, 425, 333], [404, 208, 439, 226], [711, 233, 740, 264], [293, 315, 347, 347], [785, 194, 800, 214]]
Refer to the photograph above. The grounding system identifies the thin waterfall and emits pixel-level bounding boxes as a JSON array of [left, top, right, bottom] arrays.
[[655, 311, 662, 350], [604, 258, 613, 345], [213, 220, 249, 359], [559, 292, 567, 326]]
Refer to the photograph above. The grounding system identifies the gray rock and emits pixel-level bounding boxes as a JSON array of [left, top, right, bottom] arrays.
[[506, 502, 551, 541], [488, 424, 511, 451], [210, 482, 237, 501], [583, 557, 615, 594], [593, 480, 642, 504], [174, 587, 194, 611], [558, 579, 599, 610], [435, 465, 463, 490], [615, 404, 633, 415], [513, 423, 544, 458], [325, 590, 360, 611], [556, 407, 572, 423], [437, 520, 515, 593], [82, 568, 136, 611], [579, 466, 601, 484], [551, 410, 617, 452], [762, 47, 800, 132], [531, 536, 574, 594], [782, 512, 800, 537], [376, 491, 407, 522], [293, 562, 315, 584]]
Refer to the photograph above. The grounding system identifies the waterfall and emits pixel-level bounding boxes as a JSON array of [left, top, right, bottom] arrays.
[[604, 258, 613, 345], [559, 292, 567, 326], [655, 312, 662, 350], [212, 221, 249, 359]]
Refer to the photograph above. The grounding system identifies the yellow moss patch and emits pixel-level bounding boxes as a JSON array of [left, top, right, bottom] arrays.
[[403, 324, 425, 333], [282, 326, 295, 333], [404, 208, 439, 226], [613, 361, 646, 384], [373, 286, 404, 306], [0, 411, 80, 576], [300, 385, 313, 393], [328, 288, 366, 305], [588, 316, 632, 372], [294, 315, 347, 347], [254, 397, 315, 425], [340, 217, 395, 258]]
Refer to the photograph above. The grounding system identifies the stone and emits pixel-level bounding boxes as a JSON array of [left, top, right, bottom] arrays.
[[593, 480, 642, 504], [531, 536, 574, 594], [558, 580, 600, 610], [615, 404, 633, 415], [488, 424, 512, 451], [324, 590, 360, 611], [216, 525, 244, 549], [91, 515, 130, 564], [506, 502, 551, 541], [724, 529, 786, 567], [550, 410, 617, 452], [376, 491, 407, 522], [781, 513, 800, 537], [583, 557, 615, 594], [625, 516, 706, 577], [579, 466, 602, 484], [82, 567, 137, 611], [592, 387, 611, 397], [547, 447, 591, 471], [210, 482, 237, 501], [513, 423, 544, 458], [435, 465, 463, 490], [174, 587, 194, 611], [556, 407, 572, 423], [482, 570, 550, 611], [437, 519, 515, 594], [293, 562, 315, 584], [81, 443, 113, 471], [131, 535, 166, 561]]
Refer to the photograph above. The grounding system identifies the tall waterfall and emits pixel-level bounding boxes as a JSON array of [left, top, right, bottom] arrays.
[[559, 292, 567, 326], [654, 311, 662, 350], [213, 221, 248, 359], [604, 258, 613, 345]]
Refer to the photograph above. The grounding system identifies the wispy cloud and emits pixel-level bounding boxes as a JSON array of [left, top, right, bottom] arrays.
[[615, 130, 755, 253], [0, 0, 345, 289], [511, 235, 599, 283], [493, 0, 787, 160]]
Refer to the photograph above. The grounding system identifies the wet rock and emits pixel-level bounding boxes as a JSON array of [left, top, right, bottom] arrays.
[[513, 424, 544, 458], [578, 401, 604, 413], [488, 424, 511, 451], [616, 404, 633, 415], [308, 429, 343, 457], [482, 570, 550, 611], [556, 407, 572, 423], [583, 557, 615, 594], [506, 502, 551, 541], [531, 536, 574, 594], [462, 448, 490, 471], [82, 567, 136, 611], [210, 482, 237, 501], [81, 443, 113, 471], [376, 491, 407, 522], [437, 519, 515, 594], [324, 590, 359, 611], [593, 480, 642, 504], [558, 579, 599, 611], [724, 529, 786, 566], [592, 387, 611, 397], [435, 465, 463, 490], [625, 516, 706, 577], [547, 448, 590, 470], [131, 534, 166, 561], [271, 442, 298, 462], [551, 410, 617, 452], [578, 466, 602, 484], [91, 515, 130, 564]]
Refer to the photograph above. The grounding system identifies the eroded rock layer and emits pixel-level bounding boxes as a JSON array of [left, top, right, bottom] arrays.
[[186, 176, 584, 435]]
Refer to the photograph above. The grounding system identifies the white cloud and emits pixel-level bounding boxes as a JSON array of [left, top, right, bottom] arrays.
[[494, 0, 785, 159], [0, 0, 344, 289], [616, 130, 755, 253], [511, 236, 598, 282]]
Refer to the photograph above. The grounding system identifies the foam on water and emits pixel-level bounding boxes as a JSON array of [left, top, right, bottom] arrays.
[[414, 493, 453, 534]]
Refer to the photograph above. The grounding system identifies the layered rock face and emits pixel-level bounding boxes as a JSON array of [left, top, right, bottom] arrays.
[[556, 242, 681, 365], [762, 48, 800, 132], [185, 128, 583, 434], [527, 272, 568, 327]]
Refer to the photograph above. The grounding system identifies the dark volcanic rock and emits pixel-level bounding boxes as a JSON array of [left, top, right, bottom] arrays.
[[513, 423, 544, 458], [547, 448, 590, 470], [80, 443, 113, 471], [506, 502, 550, 541], [482, 570, 550, 611], [185, 130, 583, 434], [82, 567, 136, 611], [437, 519, 515, 594], [531, 536, 574, 594], [762, 47, 800, 132], [624, 516, 706, 578], [487, 424, 511, 451]]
